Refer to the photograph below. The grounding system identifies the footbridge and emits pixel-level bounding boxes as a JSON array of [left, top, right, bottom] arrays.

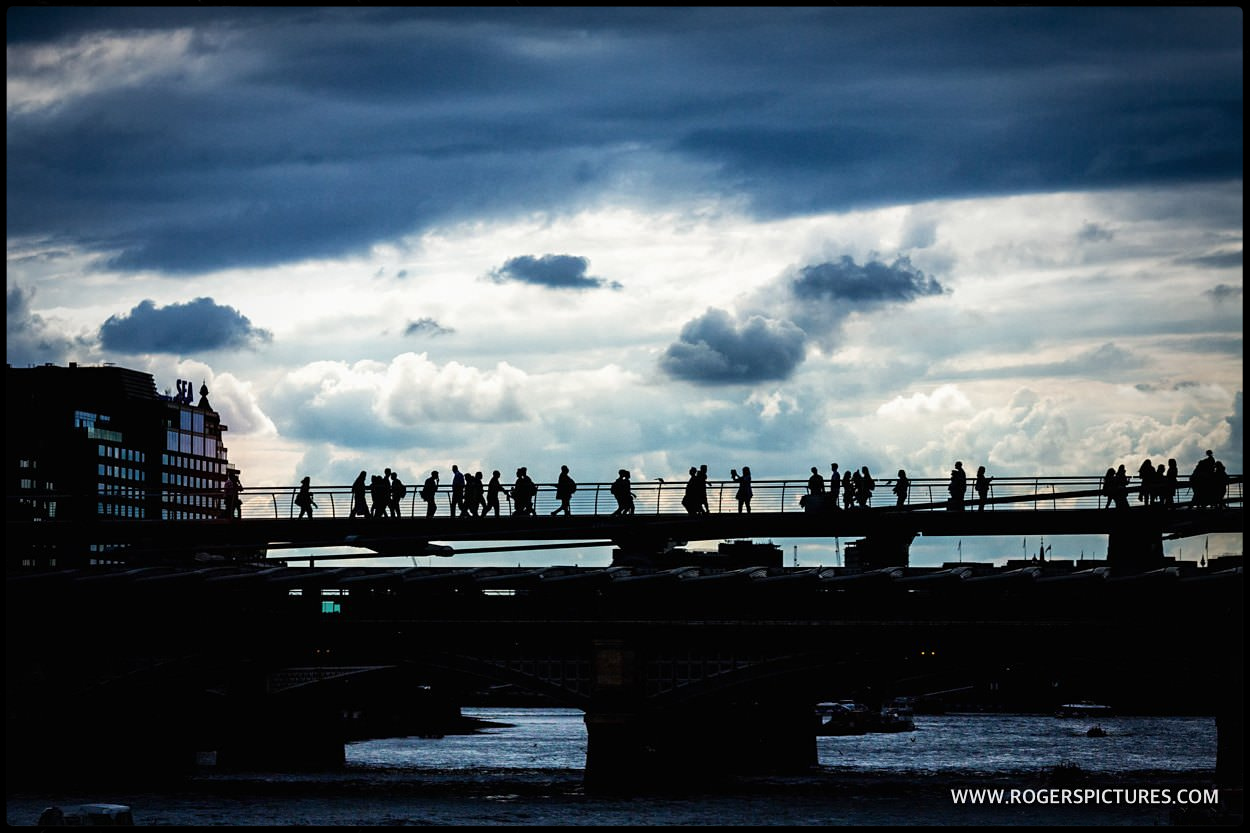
[[7, 474, 1242, 574]]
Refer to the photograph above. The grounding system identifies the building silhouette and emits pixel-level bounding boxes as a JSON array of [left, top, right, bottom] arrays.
[[6, 362, 245, 568]]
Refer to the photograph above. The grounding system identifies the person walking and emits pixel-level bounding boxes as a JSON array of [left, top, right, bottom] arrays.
[[450, 465, 466, 517], [389, 471, 406, 518], [858, 466, 875, 507], [611, 469, 634, 515], [464, 471, 484, 517], [511, 467, 537, 516], [295, 476, 317, 518], [975, 466, 992, 511], [224, 471, 243, 520], [349, 470, 369, 518], [892, 469, 910, 508], [552, 465, 576, 516], [948, 462, 967, 511], [485, 470, 504, 517], [421, 470, 440, 518]]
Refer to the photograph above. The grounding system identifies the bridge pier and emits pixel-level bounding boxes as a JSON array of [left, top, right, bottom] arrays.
[[582, 640, 817, 792], [1106, 516, 1165, 575], [213, 664, 346, 772]]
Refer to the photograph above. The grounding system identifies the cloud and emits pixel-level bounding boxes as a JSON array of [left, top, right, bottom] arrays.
[[489, 254, 621, 290], [97, 298, 273, 354], [5, 8, 1241, 275], [264, 353, 530, 447], [404, 317, 454, 337], [877, 385, 975, 418], [776, 255, 946, 350], [1077, 222, 1114, 242], [5, 283, 91, 366], [1205, 283, 1243, 303], [660, 307, 807, 384], [1184, 251, 1243, 270]]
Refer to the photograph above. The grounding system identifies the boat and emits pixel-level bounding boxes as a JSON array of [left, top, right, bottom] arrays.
[[815, 701, 872, 735], [1055, 700, 1113, 718], [37, 804, 134, 826], [815, 700, 916, 735]]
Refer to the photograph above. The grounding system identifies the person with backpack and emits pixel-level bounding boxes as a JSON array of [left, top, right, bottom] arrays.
[[552, 465, 576, 515], [420, 470, 440, 518], [295, 476, 317, 518]]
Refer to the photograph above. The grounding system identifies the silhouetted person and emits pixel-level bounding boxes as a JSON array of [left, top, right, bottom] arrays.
[[830, 464, 842, 509], [808, 466, 825, 494], [1191, 450, 1216, 508], [389, 472, 406, 517], [421, 470, 440, 518], [378, 468, 394, 518], [1212, 460, 1228, 509], [465, 471, 484, 517], [858, 466, 875, 507], [1137, 459, 1156, 505], [682, 466, 702, 514], [1115, 464, 1130, 507], [842, 470, 855, 509], [697, 464, 710, 514], [295, 476, 316, 518], [1164, 459, 1179, 507], [486, 470, 504, 517], [225, 471, 243, 519], [511, 467, 537, 516], [611, 469, 634, 515], [370, 475, 388, 517], [1120, 460, 1140, 505], [552, 465, 576, 515], [948, 461, 967, 511], [892, 469, 910, 507], [731, 466, 753, 513], [450, 465, 466, 517], [350, 471, 369, 518], [1103, 468, 1118, 509], [975, 466, 992, 511]]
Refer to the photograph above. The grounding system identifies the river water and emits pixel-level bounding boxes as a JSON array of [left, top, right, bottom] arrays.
[[6, 709, 1224, 826]]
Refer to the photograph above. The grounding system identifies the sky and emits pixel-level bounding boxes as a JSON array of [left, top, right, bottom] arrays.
[[6, 7, 1243, 568]]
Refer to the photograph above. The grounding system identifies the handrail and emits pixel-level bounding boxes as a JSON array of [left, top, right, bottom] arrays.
[[6, 474, 1242, 522]]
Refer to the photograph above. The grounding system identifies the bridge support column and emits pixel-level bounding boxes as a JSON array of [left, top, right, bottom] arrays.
[[584, 702, 817, 793], [213, 665, 346, 771], [1106, 518, 1165, 575], [582, 641, 816, 792]]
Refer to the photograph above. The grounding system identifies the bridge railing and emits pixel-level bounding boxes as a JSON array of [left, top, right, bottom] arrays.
[[11, 474, 1237, 522]]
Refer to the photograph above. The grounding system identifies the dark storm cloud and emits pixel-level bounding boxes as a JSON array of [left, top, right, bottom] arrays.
[[1077, 222, 1115, 243], [6, 7, 1242, 274], [1185, 251, 1244, 270], [404, 317, 453, 337], [98, 298, 272, 354], [6, 285, 86, 366], [791, 257, 945, 308], [1205, 284, 1244, 303], [780, 256, 946, 349], [489, 255, 621, 290], [660, 308, 807, 384]]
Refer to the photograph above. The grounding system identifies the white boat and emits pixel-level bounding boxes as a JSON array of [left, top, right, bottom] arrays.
[[37, 804, 134, 826], [1055, 700, 1113, 718]]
